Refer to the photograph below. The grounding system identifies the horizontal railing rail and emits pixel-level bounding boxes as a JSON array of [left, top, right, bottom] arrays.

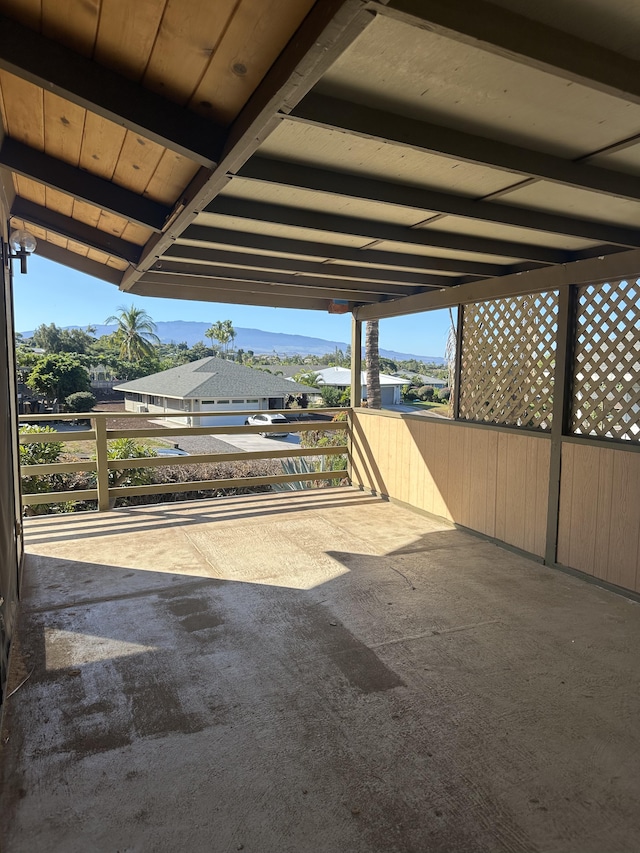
[[18, 407, 351, 511]]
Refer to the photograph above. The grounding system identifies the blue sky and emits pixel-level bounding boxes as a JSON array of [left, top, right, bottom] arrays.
[[13, 255, 452, 358]]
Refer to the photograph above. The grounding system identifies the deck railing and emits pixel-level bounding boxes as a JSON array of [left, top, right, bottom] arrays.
[[18, 408, 350, 512]]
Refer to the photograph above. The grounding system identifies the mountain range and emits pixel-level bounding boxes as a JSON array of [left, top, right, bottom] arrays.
[[21, 321, 446, 364]]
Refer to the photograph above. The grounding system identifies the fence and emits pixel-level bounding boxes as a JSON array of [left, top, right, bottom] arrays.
[[18, 408, 349, 512]]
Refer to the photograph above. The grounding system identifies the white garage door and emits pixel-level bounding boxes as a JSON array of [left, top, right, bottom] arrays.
[[199, 399, 259, 426]]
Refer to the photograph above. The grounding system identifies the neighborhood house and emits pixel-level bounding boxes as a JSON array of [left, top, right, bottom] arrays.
[[313, 366, 407, 406], [115, 357, 316, 426]]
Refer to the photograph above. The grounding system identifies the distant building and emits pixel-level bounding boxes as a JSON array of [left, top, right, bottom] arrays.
[[313, 366, 406, 406], [396, 372, 447, 389], [115, 357, 316, 426]]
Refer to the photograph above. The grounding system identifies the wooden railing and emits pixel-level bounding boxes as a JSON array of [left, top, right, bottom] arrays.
[[18, 408, 349, 512]]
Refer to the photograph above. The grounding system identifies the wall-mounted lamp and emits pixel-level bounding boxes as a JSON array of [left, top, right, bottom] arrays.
[[9, 228, 37, 274]]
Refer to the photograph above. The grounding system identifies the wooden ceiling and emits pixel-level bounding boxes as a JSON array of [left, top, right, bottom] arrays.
[[2, 0, 640, 317]]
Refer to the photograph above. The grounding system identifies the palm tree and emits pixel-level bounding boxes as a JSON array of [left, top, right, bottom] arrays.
[[365, 320, 381, 409], [205, 319, 235, 355], [105, 305, 160, 362]]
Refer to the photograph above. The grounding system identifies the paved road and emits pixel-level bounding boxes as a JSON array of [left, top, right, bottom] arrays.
[[166, 431, 301, 455]]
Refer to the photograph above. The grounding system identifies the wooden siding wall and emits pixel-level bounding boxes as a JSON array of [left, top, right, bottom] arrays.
[[350, 411, 550, 558], [558, 442, 640, 593]]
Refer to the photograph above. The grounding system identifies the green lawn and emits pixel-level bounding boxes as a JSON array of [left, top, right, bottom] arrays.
[[406, 401, 450, 414]]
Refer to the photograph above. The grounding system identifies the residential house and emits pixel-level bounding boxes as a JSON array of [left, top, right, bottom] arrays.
[[115, 356, 316, 425], [313, 366, 407, 406]]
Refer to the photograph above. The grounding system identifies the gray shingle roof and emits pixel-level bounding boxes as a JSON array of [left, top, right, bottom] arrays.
[[114, 357, 317, 399]]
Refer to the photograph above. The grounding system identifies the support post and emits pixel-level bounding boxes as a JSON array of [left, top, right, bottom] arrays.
[[453, 305, 464, 420], [350, 314, 362, 406], [544, 285, 576, 564], [93, 415, 110, 512], [348, 315, 363, 484]]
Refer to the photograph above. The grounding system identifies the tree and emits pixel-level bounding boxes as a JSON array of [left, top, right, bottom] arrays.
[[31, 322, 63, 352], [205, 319, 235, 354], [365, 320, 381, 409], [187, 341, 214, 362], [292, 371, 320, 387], [105, 305, 160, 362], [27, 353, 91, 401]]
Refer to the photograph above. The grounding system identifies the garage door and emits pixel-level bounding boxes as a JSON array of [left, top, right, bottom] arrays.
[[199, 399, 259, 426]]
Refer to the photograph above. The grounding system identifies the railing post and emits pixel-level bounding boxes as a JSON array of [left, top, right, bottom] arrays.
[[93, 415, 110, 512]]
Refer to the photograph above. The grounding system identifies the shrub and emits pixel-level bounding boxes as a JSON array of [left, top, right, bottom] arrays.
[[320, 386, 342, 407], [65, 391, 96, 412], [19, 425, 65, 515]]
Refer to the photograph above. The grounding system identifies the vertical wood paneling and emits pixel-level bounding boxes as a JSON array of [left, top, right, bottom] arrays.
[[594, 449, 614, 583], [608, 451, 640, 592], [351, 413, 550, 557], [557, 443, 640, 593], [485, 430, 499, 538]]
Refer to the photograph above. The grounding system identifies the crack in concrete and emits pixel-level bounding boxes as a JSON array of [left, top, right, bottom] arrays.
[[369, 619, 501, 649]]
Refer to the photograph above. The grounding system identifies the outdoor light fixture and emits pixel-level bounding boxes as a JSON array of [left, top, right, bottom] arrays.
[[9, 228, 37, 274]]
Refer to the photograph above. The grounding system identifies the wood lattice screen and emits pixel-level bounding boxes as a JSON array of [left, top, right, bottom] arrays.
[[459, 292, 558, 429], [571, 279, 640, 442]]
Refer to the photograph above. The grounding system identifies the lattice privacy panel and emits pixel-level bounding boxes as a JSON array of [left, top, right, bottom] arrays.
[[571, 279, 640, 442], [459, 292, 557, 429]]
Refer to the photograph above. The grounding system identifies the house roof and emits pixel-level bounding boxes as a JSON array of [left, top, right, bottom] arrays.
[[2, 2, 640, 317], [314, 366, 406, 387], [114, 357, 316, 400]]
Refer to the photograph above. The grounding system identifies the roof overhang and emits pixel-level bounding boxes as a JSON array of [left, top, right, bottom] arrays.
[[2, 0, 640, 317]]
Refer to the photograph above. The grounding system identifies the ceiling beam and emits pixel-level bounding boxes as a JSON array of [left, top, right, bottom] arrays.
[[181, 224, 504, 276], [11, 197, 142, 264], [120, 0, 376, 291], [205, 196, 570, 264], [0, 138, 170, 231], [131, 280, 333, 311], [147, 262, 420, 299], [289, 94, 640, 207], [0, 14, 225, 168], [135, 273, 368, 306], [373, 0, 640, 106], [240, 156, 640, 246], [35, 241, 123, 285], [163, 243, 456, 288], [355, 246, 640, 320]]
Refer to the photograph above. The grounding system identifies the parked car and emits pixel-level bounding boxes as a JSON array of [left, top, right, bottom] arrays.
[[244, 413, 290, 436]]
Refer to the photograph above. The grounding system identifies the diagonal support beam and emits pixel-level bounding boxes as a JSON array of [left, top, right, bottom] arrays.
[[120, 0, 376, 291], [0, 138, 171, 231], [163, 243, 456, 288], [0, 14, 225, 168], [290, 93, 640, 206], [205, 196, 570, 264], [11, 197, 142, 264], [374, 0, 640, 106], [181, 224, 504, 276]]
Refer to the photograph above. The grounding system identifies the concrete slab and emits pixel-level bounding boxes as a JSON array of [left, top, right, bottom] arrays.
[[3, 488, 640, 852]]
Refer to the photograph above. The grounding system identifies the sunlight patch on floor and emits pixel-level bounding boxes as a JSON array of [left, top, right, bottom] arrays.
[[45, 628, 157, 670]]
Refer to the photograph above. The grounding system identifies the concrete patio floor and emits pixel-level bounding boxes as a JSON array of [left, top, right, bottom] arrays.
[[2, 487, 640, 852]]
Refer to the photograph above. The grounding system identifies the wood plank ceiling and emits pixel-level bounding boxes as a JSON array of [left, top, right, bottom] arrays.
[[1, 0, 640, 316]]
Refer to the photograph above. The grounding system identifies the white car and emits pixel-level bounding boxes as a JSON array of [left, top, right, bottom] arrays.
[[244, 413, 290, 437]]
